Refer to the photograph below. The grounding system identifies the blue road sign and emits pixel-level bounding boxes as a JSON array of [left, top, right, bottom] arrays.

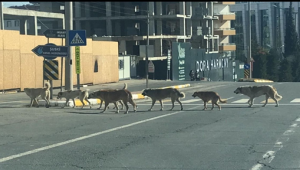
[[68, 30, 87, 46], [32, 43, 68, 60], [244, 64, 250, 69]]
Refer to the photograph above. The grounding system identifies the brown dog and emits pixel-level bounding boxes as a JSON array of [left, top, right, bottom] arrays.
[[141, 88, 185, 111], [88, 88, 137, 114], [192, 91, 227, 110], [97, 83, 127, 110]]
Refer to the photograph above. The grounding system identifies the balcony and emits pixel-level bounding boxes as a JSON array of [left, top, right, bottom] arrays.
[[219, 43, 236, 51], [214, 28, 236, 36], [214, 2, 235, 5], [214, 13, 236, 21]]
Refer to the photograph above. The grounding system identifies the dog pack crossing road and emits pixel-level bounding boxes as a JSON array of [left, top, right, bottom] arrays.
[[1, 82, 300, 169]]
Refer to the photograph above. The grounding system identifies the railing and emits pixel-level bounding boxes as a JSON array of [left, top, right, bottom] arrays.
[[214, 12, 235, 15], [215, 28, 235, 30], [220, 43, 236, 46]]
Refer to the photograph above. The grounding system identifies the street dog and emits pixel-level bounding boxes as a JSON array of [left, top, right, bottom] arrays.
[[57, 89, 91, 109], [192, 91, 227, 110], [24, 81, 51, 108], [141, 88, 185, 111], [97, 83, 127, 110], [234, 85, 283, 107], [88, 87, 137, 114]]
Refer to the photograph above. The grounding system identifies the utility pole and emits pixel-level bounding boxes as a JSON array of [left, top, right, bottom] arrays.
[[65, 2, 73, 90], [248, 1, 252, 79], [145, 9, 150, 88]]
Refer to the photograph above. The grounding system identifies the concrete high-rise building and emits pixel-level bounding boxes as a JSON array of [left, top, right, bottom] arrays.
[[230, 2, 300, 58], [38, 2, 236, 58]]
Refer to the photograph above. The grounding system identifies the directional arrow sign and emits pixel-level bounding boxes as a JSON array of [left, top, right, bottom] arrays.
[[43, 29, 66, 38], [32, 45, 68, 57]]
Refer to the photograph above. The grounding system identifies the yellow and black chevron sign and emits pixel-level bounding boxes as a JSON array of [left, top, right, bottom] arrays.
[[44, 60, 59, 80], [244, 69, 250, 78]]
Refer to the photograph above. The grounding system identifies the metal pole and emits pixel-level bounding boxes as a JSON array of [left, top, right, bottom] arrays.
[[0, 2, 4, 30], [65, 2, 73, 90], [76, 47, 80, 90], [145, 9, 150, 88], [248, 2, 252, 79], [60, 38, 64, 92]]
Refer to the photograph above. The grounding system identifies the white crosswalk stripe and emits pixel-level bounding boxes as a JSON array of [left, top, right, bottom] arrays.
[[135, 97, 300, 105]]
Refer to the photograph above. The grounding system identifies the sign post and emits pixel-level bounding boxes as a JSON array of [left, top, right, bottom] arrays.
[[167, 49, 171, 80], [68, 30, 86, 89], [148, 60, 155, 80], [43, 29, 66, 92], [75, 46, 80, 90]]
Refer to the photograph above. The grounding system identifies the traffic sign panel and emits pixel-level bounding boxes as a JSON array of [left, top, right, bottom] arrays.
[[32, 44, 68, 59], [244, 64, 250, 70], [68, 30, 87, 46], [44, 60, 59, 80], [75, 46, 81, 74], [43, 29, 66, 38], [148, 60, 155, 73]]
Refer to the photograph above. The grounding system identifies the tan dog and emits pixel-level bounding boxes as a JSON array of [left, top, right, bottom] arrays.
[[97, 83, 127, 110], [234, 85, 283, 107], [141, 88, 185, 111], [88, 88, 137, 114], [57, 89, 91, 109], [24, 81, 51, 108], [192, 91, 227, 110]]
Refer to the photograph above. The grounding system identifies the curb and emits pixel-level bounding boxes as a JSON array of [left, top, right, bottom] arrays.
[[238, 78, 274, 83], [38, 83, 191, 108]]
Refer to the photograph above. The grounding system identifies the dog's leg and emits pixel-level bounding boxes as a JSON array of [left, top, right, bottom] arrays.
[[215, 101, 221, 111], [63, 98, 70, 108], [149, 99, 156, 111], [262, 95, 269, 107], [123, 100, 129, 114], [85, 98, 92, 109], [80, 98, 85, 109], [211, 101, 214, 110], [72, 99, 76, 108], [128, 98, 137, 112], [29, 99, 34, 107], [270, 95, 279, 107], [159, 100, 164, 111], [113, 102, 119, 113], [248, 98, 254, 107], [119, 101, 124, 110], [98, 100, 103, 110], [101, 102, 109, 113], [176, 98, 183, 111], [170, 98, 175, 111], [203, 102, 207, 110]]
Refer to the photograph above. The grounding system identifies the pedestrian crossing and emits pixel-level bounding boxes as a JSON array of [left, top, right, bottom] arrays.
[[136, 97, 300, 105]]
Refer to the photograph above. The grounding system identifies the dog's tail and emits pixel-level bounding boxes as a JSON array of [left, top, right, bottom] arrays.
[[44, 81, 51, 91], [218, 96, 227, 103], [275, 93, 283, 100], [123, 83, 127, 90], [175, 89, 185, 98]]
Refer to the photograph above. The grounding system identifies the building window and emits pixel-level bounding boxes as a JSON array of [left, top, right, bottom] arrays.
[[15, 20, 19, 27], [119, 59, 124, 69], [135, 5, 139, 12], [7, 21, 11, 27]]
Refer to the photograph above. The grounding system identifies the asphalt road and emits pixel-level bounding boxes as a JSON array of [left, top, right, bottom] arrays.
[[0, 81, 300, 170]]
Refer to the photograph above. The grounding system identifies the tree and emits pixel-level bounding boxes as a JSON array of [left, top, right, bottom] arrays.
[[284, 2, 299, 58], [266, 48, 280, 81], [252, 48, 267, 79], [278, 58, 293, 82]]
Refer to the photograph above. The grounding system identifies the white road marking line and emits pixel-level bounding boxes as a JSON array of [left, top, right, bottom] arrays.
[[135, 103, 300, 106], [250, 115, 300, 170], [226, 97, 234, 100], [0, 105, 200, 163], [296, 118, 300, 122], [0, 100, 27, 104], [290, 98, 300, 103], [181, 99, 200, 103], [231, 99, 249, 103]]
